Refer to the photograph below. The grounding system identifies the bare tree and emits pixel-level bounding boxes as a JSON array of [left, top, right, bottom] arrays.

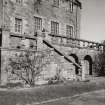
[[93, 41, 105, 76], [9, 50, 50, 87]]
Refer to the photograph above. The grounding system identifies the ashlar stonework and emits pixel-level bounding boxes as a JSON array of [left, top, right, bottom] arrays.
[[0, 0, 102, 85]]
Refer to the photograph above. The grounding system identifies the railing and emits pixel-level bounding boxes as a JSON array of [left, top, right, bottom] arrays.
[[10, 32, 105, 51], [43, 39, 81, 69], [10, 32, 37, 40], [10, 33, 81, 68], [48, 34, 104, 51]]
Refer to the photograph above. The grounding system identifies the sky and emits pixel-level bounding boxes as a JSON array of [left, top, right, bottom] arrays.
[[79, 0, 105, 42]]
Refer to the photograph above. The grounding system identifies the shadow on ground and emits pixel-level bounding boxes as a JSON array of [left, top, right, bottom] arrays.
[[0, 77, 105, 105]]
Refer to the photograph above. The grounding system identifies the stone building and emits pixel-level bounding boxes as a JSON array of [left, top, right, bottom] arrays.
[[0, 0, 103, 84]]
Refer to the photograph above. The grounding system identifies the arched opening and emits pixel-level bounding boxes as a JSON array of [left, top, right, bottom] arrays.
[[69, 54, 79, 75], [84, 55, 93, 75]]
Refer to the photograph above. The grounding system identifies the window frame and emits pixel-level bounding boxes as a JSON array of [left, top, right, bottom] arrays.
[[53, 0, 59, 7], [34, 17, 42, 32], [15, 18, 22, 34], [70, 0, 73, 12], [16, 0, 23, 5], [66, 25, 73, 38], [51, 21, 59, 35]]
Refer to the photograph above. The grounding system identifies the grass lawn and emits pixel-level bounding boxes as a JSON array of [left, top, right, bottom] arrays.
[[38, 90, 105, 105], [0, 80, 105, 105]]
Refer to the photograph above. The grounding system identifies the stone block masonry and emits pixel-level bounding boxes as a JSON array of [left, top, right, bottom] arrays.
[[0, 0, 99, 85]]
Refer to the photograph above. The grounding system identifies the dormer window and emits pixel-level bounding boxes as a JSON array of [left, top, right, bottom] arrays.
[[70, 0, 73, 12], [53, 0, 59, 7]]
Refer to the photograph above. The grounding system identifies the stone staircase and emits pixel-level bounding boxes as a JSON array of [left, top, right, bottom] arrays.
[[43, 39, 81, 68], [43, 39, 81, 80]]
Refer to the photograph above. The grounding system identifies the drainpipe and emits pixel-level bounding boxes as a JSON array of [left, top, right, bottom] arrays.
[[76, 4, 78, 39], [2, 0, 4, 27]]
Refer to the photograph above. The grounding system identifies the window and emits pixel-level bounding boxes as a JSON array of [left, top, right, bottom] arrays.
[[15, 18, 22, 33], [34, 17, 42, 31], [16, 0, 22, 4], [51, 21, 59, 35], [53, 0, 59, 7], [70, 0, 73, 12], [66, 25, 73, 38]]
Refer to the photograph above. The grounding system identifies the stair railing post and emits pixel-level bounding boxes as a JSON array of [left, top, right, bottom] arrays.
[[43, 31, 51, 42], [59, 56, 65, 81], [37, 30, 44, 51], [1, 26, 10, 85], [50, 48, 54, 60]]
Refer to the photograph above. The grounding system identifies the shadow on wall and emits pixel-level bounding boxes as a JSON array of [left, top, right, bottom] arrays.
[[69, 54, 79, 75], [84, 55, 93, 75]]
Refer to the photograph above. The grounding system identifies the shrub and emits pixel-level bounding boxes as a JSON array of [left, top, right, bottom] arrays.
[[8, 50, 51, 87], [93, 41, 105, 76]]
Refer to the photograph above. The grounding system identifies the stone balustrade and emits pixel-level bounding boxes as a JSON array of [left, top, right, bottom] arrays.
[[48, 34, 104, 51]]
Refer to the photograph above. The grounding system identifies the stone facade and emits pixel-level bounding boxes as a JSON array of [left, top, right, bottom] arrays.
[[0, 0, 100, 85], [0, 0, 81, 36]]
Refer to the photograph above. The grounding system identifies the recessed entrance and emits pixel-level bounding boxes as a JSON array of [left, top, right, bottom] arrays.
[[84, 55, 93, 75], [69, 54, 79, 75]]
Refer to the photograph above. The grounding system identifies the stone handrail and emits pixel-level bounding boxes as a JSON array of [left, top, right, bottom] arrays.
[[43, 39, 81, 69]]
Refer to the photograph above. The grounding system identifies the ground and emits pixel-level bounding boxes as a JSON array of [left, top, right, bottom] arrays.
[[42, 90, 105, 105], [70, 90, 105, 105], [0, 77, 105, 105]]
